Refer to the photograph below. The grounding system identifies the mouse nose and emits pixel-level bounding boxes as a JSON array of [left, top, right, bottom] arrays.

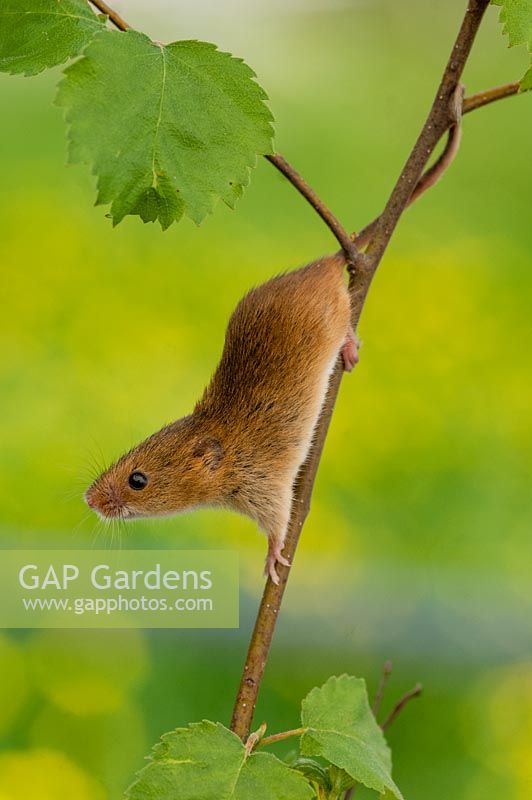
[[85, 488, 96, 509]]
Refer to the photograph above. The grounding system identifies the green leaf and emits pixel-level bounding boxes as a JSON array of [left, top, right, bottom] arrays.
[[328, 765, 354, 795], [300, 676, 404, 800], [0, 0, 103, 77], [125, 720, 313, 800], [289, 757, 331, 789], [57, 29, 274, 229], [493, 0, 532, 46], [234, 752, 314, 800], [522, 64, 532, 89], [492, 0, 532, 89]]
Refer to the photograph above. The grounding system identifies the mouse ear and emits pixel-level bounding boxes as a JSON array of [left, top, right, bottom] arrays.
[[192, 437, 224, 471]]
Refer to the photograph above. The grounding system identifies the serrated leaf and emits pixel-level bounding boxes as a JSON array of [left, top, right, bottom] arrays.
[[492, 0, 532, 89], [125, 720, 313, 800], [0, 0, 103, 77], [56, 29, 274, 229], [300, 675, 404, 800], [493, 0, 532, 45], [522, 64, 532, 88]]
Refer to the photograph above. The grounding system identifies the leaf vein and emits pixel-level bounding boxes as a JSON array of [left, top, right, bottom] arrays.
[[0, 12, 97, 23], [151, 43, 168, 188]]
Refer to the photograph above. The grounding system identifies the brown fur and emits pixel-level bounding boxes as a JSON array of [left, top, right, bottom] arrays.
[[85, 254, 352, 578]]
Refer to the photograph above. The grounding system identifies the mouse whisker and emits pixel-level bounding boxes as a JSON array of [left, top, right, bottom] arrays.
[[89, 517, 105, 549], [87, 437, 109, 471], [69, 509, 94, 541]]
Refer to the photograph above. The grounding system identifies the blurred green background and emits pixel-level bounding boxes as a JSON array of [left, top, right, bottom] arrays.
[[1, 0, 531, 798]]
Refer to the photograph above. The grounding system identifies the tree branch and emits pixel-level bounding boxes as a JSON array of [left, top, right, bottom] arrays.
[[230, 0, 491, 741]]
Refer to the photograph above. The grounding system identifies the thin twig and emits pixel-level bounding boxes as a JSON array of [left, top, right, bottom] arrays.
[[373, 660, 393, 717], [89, 0, 129, 30], [257, 727, 308, 748], [266, 153, 360, 264], [381, 684, 423, 732], [230, 0, 491, 741], [463, 81, 520, 113]]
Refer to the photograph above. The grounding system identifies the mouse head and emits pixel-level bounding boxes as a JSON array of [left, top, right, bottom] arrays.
[[84, 417, 225, 520]]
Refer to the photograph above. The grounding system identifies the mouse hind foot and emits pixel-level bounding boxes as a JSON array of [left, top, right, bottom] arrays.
[[265, 537, 291, 585], [254, 488, 293, 585]]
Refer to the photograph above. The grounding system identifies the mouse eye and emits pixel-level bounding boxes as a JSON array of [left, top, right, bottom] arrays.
[[128, 471, 148, 490]]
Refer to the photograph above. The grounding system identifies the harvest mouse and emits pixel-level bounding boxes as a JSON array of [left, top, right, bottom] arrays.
[[85, 253, 359, 583]]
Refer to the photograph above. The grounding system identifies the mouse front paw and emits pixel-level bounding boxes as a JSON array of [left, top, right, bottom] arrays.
[[341, 326, 361, 372]]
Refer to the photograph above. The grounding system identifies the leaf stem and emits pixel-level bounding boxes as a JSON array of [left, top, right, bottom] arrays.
[[257, 727, 308, 748], [244, 721, 267, 755], [89, 0, 129, 31]]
